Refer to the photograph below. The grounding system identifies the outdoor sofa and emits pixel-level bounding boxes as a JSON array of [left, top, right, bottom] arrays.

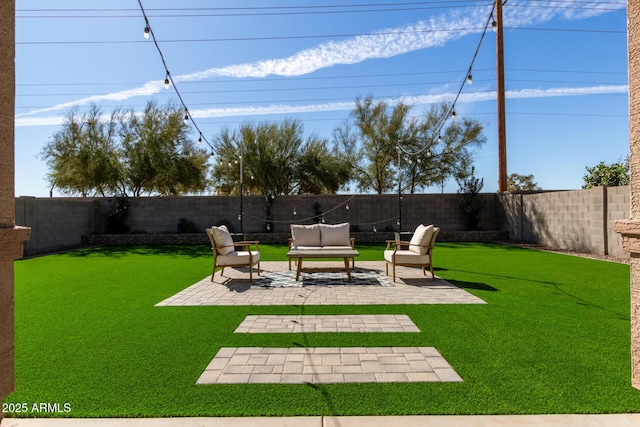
[[288, 222, 356, 270]]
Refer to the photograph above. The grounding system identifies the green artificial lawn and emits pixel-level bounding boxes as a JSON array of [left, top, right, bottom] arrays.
[[5, 242, 640, 417]]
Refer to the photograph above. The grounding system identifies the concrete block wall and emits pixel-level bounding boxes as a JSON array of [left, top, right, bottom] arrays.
[[15, 197, 97, 255], [16, 188, 629, 257], [499, 186, 630, 258]]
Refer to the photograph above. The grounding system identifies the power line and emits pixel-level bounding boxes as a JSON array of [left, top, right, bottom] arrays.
[[15, 68, 627, 87], [16, 25, 624, 46]]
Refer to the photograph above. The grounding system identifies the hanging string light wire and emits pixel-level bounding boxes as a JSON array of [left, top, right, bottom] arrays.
[[398, 4, 496, 158], [136, 0, 213, 152]]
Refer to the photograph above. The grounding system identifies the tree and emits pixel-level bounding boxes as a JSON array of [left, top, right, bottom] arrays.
[[118, 101, 209, 196], [582, 159, 630, 189], [403, 102, 486, 194], [333, 96, 486, 194], [507, 173, 541, 192], [42, 101, 210, 197], [211, 120, 351, 196], [41, 105, 121, 196]]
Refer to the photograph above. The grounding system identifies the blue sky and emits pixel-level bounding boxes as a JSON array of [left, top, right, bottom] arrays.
[[15, 0, 629, 196]]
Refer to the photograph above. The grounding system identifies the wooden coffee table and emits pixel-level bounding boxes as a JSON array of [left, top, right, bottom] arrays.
[[286, 249, 360, 281]]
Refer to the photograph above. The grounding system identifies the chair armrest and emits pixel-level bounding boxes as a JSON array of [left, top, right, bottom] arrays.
[[385, 240, 412, 250], [233, 240, 260, 250]]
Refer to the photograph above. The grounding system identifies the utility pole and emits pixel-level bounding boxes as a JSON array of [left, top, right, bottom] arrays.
[[496, 0, 508, 192], [397, 142, 402, 233]]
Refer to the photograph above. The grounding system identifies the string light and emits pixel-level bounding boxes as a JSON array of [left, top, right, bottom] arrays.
[[467, 73, 473, 84], [293, 209, 297, 216], [137, 0, 213, 152]]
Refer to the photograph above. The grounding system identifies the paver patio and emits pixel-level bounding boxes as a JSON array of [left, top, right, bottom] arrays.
[[157, 261, 477, 385], [234, 314, 420, 333], [156, 261, 485, 306], [196, 347, 463, 384]]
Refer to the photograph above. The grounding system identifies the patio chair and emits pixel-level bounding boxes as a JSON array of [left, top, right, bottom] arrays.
[[384, 224, 440, 282], [206, 225, 260, 282]]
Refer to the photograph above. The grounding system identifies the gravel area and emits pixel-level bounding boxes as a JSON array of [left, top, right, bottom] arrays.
[[511, 243, 630, 264]]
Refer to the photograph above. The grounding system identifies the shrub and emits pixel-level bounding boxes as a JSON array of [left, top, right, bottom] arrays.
[[104, 196, 130, 234], [457, 169, 485, 230], [177, 218, 199, 233]]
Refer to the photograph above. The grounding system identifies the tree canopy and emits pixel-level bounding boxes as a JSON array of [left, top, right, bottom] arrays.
[[507, 173, 541, 192], [42, 96, 486, 198], [333, 96, 486, 194], [41, 101, 209, 197], [582, 159, 630, 189], [211, 120, 351, 196]]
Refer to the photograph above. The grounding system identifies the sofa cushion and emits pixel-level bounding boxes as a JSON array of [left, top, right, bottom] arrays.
[[409, 224, 434, 255], [384, 249, 430, 264], [320, 223, 351, 247], [211, 225, 234, 255], [291, 224, 321, 246], [217, 250, 260, 265]]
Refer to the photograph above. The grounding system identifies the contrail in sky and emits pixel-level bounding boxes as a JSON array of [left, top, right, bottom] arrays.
[[15, 84, 628, 127]]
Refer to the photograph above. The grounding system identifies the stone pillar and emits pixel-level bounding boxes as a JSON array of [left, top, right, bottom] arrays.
[[0, 0, 31, 420], [615, 1, 640, 389]]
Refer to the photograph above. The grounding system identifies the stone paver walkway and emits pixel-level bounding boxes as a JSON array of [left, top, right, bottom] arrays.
[[196, 347, 462, 384], [156, 261, 485, 306], [234, 314, 420, 333]]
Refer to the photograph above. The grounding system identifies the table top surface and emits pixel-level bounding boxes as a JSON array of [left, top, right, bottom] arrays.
[[286, 249, 360, 258]]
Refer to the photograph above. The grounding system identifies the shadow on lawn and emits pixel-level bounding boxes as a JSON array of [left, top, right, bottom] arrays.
[[67, 244, 210, 258]]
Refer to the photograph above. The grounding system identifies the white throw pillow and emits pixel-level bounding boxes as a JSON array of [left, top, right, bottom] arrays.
[[409, 224, 434, 255], [212, 225, 234, 255], [320, 223, 351, 247], [291, 224, 321, 247]]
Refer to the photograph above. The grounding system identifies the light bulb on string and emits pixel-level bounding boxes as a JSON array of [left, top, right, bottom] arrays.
[[345, 203, 349, 210], [183, 110, 189, 124], [164, 72, 170, 89], [467, 73, 473, 85], [373, 225, 377, 233], [293, 209, 297, 216], [438, 135, 442, 143], [197, 134, 202, 146], [492, 20, 497, 32], [144, 25, 150, 39], [451, 109, 457, 119]]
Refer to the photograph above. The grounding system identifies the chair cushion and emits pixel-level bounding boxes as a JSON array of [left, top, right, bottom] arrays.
[[291, 224, 321, 246], [409, 224, 434, 255], [217, 250, 260, 266], [320, 223, 351, 247], [211, 225, 234, 255], [384, 249, 430, 265]]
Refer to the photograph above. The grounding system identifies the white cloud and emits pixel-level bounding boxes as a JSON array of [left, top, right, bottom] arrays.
[[16, 84, 628, 126]]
